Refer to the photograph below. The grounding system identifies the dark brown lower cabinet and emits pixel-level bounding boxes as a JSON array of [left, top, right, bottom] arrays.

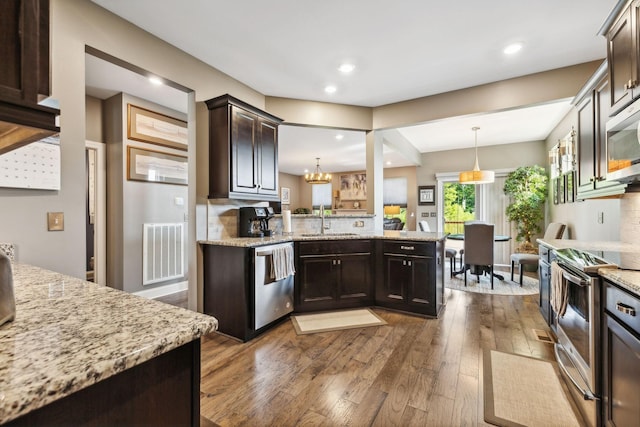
[[6, 341, 201, 426], [375, 240, 444, 317], [295, 240, 373, 312], [602, 280, 640, 427]]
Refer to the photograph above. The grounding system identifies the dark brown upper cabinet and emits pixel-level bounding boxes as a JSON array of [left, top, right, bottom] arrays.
[[0, 0, 59, 156], [607, 0, 640, 114], [206, 94, 282, 201]]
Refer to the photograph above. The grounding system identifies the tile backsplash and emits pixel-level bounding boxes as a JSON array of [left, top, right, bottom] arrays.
[[199, 200, 375, 241], [620, 192, 640, 244]]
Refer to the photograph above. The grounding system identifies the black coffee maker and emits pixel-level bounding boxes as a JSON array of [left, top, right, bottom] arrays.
[[238, 206, 274, 237]]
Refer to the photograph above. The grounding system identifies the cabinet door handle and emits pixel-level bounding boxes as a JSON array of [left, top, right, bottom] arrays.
[[337, 259, 341, 265], [408, 261, 412, 267], [400, 246, 414, 251], [616, 302, 636, 317]]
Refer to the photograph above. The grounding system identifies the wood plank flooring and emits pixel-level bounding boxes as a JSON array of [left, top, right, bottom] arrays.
[[198, 289, 556, 426]]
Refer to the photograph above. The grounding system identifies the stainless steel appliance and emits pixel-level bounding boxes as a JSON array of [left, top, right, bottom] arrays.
[[553, 248, 617, 427], [238, 206, 275, 237], [606, 96, 640, 183], [254, 242, 294, 330]]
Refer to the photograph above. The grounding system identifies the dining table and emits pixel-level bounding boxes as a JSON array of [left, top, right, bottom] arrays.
[[446, 233, 512, 280]]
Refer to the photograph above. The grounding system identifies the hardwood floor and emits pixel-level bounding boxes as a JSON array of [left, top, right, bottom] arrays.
[[198, 289, 556, 426]]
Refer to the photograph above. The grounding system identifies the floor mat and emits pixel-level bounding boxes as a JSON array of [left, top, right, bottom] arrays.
[[290, 308, 386, 335], [483, 349, 581, 427]]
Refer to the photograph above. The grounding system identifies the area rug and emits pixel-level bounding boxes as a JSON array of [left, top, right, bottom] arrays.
[[445, 268, 539, 296], [483, 349, 581, 427], [290, 308, 387, 335]]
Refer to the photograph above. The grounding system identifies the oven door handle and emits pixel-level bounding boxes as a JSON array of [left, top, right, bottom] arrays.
[[556, 261, 590, 286], [554, 344, 598, 401]]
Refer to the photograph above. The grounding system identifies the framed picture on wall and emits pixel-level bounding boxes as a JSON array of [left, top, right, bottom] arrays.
[[127, 146, 188, 185], [418, 185, 435, 205], [566, 172, 575, 203], [553, 178, 558, 205], [127, 104, 188, 151], [558, 175, 565, 204], [281, 187, 290, 204]]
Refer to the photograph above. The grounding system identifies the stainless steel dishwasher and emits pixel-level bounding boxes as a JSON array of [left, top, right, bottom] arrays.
[[254, 242, 294, 330]]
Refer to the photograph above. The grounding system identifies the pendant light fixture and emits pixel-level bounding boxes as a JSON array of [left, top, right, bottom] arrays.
[[459, 126, 494, 184], [305, 157, 332, 184]]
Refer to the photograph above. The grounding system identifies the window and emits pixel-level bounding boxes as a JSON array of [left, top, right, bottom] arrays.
[[383, 177, 407, 223], [311, 183, 332, 212]]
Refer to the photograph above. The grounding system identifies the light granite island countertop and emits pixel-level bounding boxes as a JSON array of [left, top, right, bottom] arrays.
[[199, 230, 449, 248], [0, 263, 218, 426]]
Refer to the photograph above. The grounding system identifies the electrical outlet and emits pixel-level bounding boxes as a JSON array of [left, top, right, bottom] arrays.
[[354, 220, 364, 227], [421, 212, 429, 217], [598, 212, 604, 224]]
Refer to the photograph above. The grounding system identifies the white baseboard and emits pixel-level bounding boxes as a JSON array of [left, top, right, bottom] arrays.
[[133, 281, 188, 299]]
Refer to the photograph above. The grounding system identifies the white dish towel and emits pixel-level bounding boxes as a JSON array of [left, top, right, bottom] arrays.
[[270, 245, 295, 281], [550, 261, 568, 317]]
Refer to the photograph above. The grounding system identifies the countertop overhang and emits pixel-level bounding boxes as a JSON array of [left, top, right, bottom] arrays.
[[0, 263, 218, 424]]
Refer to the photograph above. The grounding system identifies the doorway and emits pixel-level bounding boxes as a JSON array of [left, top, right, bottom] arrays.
[[85, 140, 106, 285]]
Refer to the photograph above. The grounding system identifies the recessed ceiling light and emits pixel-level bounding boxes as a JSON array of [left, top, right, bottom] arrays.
[[336, 134, 344, 140], [503, 43, 523, 55], [324, 85, 337, 94], [148, 76, 163, 85], [386, 161, 392, 165], [338, 63, 355, 74]]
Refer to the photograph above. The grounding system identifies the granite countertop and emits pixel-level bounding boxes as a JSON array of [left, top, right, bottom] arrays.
[[199, 230, 449, 248], [539, 238, 640, 297], [0, 263, 218, 425]]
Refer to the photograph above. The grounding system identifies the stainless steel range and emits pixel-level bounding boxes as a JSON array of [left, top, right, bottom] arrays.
[[553, 248, 617, 427]]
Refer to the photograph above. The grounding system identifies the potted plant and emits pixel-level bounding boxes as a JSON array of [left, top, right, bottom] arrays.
[[503, 165, 548, 253]]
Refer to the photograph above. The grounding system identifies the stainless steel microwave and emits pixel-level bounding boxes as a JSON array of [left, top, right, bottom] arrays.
[[606, 96, 640, 182]]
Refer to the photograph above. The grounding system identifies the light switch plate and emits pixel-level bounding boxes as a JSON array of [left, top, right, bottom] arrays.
[[430, 212, 437, 217], [47, 212, 64, 231], [421, 212, 429, 217]]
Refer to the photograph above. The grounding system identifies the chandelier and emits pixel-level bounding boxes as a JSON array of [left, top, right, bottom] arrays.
[[459, 127, 494, 184], [305, 158, 332, 184]]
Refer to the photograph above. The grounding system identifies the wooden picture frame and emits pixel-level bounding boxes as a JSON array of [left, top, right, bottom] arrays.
[[281, 187, 290, 204], [558, 175, 565, 204], [127, 104, 188, 151], [418, 185, 435, 205], [127, 146, 188, 185], [566, 172, 575, 203]]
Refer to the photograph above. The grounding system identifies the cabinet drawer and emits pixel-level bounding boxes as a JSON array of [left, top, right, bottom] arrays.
[[605, 281, 640, 335], [297, 240, 371, 256], [382, 241, 433, 257]]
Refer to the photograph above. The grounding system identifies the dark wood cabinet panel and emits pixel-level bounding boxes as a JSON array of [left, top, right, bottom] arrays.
[[602, 280, 640, 427], [576, 93, 595, 191], [603, 314, 640, 426], [375, 240, 444, 317], [206, 94, 282, 201], [607, 1, 638, 114], [295, 240, 373, 313], [0, 0, 50, 103]]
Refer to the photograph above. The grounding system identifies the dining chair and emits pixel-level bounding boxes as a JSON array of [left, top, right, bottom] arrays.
[[510, 222, 566, 286], [420, 221, 458, 274], [463, 223, 495, 289]]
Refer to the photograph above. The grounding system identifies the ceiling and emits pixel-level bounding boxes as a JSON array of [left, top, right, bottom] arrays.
[[87, 0, 619, 174]]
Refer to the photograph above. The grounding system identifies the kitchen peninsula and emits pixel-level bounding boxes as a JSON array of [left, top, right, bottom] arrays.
[[0, 263, 217, 426], [201, 231, 446, 341]]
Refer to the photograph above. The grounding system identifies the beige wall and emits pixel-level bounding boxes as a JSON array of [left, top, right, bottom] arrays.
[[373, 61, 602, 130], [85, 95, 103, 142], [278, 172, 301, 210]]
